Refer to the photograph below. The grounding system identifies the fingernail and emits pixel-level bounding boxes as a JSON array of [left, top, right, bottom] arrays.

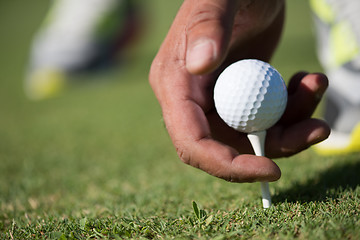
[[186, 38, 216, 72]]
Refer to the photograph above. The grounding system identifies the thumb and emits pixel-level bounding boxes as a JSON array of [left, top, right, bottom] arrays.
[[185, 0, 239, 74]]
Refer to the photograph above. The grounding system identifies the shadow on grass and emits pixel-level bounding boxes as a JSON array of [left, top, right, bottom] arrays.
[[273, 154, 360, 203]]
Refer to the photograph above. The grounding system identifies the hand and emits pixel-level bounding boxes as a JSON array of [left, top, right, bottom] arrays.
[[149, 0, 330, 183]]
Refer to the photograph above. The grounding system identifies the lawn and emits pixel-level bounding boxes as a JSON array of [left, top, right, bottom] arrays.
[[1, 0, 359, 239]]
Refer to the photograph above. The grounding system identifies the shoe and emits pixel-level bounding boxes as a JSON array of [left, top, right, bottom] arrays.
[[310, 0, 360, 155], [25, 0, 141, 100], [314, 85, 360, 155], [25, 68, 66, 100]]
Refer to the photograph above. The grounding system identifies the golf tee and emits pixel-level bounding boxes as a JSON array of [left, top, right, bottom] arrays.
[[261, 182, 271, 208], [247, 130, 272, 208]]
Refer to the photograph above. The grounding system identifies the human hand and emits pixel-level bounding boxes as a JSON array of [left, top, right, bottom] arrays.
[[149, 0, 330, 183]]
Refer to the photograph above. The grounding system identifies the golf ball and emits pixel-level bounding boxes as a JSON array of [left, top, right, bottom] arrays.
[[214, 59, 287, 133]]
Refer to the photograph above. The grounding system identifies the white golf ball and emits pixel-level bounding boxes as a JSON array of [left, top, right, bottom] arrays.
[[214, 59, 287, 133]]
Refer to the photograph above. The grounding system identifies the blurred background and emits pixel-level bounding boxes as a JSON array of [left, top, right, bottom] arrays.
[[0, 0, 324, 218]]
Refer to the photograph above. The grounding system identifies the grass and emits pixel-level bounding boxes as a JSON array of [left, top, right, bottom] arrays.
[[1, 0, 360, 239]]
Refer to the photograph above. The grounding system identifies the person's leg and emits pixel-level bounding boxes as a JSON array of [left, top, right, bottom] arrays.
[[25, 0, 140, 100], [310, 0, 360, 154]]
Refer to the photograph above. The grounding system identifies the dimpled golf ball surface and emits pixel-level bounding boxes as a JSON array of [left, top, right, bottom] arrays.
[[214, 59, 287, 133]]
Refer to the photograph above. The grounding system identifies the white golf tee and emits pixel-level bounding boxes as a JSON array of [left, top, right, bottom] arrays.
[[247, 130, 272, 209]]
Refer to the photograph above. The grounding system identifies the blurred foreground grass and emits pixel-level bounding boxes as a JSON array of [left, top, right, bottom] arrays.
[[0, 0, 359, 239]]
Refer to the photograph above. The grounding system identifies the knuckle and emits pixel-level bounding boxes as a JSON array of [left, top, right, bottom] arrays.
[[175, 144, 191, 165], [278, 147, 298, 158], [173, 139, 198, 168], [186, 5, 225, 34]]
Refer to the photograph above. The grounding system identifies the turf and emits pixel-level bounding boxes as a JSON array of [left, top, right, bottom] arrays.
[[1, 0, 359, 239]]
